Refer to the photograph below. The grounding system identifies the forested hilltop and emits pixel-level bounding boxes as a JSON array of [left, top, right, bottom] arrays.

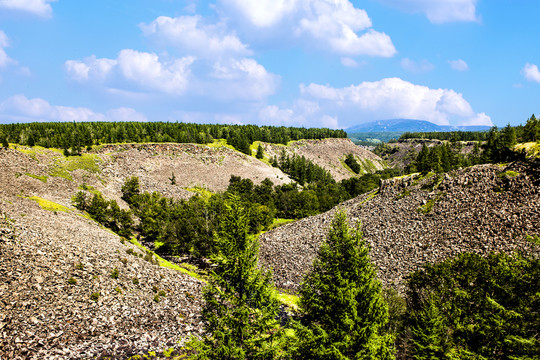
[[0, 121, 346, 156]]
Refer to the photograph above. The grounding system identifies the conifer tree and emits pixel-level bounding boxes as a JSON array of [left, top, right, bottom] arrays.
[[292, 210, 395, 360], [191, 194, 282, 360], [256, 143, 264, 159]]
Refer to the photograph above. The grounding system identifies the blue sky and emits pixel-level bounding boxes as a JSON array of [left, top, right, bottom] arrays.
[[0, 0, 539, 129]]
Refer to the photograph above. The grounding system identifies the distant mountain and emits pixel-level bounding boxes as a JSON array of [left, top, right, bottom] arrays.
[[347, 119, 491, 133]]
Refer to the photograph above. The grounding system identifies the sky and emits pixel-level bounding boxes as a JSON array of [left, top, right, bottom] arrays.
[[0, 0, 539, 129]]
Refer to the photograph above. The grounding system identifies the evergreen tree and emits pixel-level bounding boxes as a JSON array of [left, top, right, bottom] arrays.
[[191, 195, 282, 360], [523, 114, 539, 142], [292, 210, 395, 360], [410, 295, 447, 360], [1, 134, 8, 148], [256, 143, 264, 159]]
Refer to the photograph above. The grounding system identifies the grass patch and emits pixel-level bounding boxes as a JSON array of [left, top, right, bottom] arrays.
[[27, 196, 71, 213], [515, 142, 540, 158], [361, 158, 378, 173], [25, 173, 48, 183], [185, 186, 213, 199], [128, 237, 205, 282], [207, 138, 236, 151], [49, 154, 102, 181], [267, 218, 296, 231], [276, 291, 299, 310], [499, 170, 520, 178]]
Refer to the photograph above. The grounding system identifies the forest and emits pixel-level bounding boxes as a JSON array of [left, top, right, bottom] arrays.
[[0, 121, 346, 155]]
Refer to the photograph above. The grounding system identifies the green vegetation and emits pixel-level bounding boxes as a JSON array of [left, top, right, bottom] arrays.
[[291, 211, 395, 359], [49, 154, 102, 180], [406, 252, 540, 359], [0, 121, 346, 155], [27, 196, 71, 213], [273, 148, 335, 185], [343, 153, 361, 174], [90, 292, 100, 302], [67, 277, 77, 285], [25, 173, 48, 183], [110, 268, 119, 279], [189, 195, 283, 359]]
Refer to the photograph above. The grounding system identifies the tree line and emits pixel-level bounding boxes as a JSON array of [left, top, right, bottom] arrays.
[[0, 121, 346, 155], [404, 121, 537, 174], [399, 114, 540, 143], [73, 168, 401, 258]]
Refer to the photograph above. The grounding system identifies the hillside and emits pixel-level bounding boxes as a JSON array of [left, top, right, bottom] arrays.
[[0, 137, 382, 359], [261, 138, 385, 181], [259, 160, 540, 293]]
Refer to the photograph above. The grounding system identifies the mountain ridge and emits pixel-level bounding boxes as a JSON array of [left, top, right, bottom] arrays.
[[347, 119, 491, 133]]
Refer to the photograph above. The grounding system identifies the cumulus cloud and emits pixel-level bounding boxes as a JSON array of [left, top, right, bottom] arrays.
[[299, 77, 492, 127], [401, 58, 435, 73], [217, 0, 396, 57], [140, 15, 252, 58], [377, 0, 478, 24], [65, 50, 195, 95], [0, 0, 56, 18], [209, 57, 279, 101], [522, 63, 540, 83], [448, 59, 469, 71], [66, 50, 278, 103], [0, 94, 147, 123]]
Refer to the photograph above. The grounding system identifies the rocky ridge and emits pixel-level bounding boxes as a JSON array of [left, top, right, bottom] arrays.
[[259, 161, 540, 293]]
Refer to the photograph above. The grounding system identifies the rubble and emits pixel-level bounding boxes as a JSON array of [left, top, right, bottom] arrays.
[[260, 162, 540, 293]]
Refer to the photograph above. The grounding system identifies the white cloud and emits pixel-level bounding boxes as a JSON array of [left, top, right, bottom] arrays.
[[523, 63, 540, 83], [0, 94, 147, 123], [448, 59, 469, 71], [65, 50, 195, 95], [218, 0, 396, 57], [401, 58, 435, 73], [64, 55, 117, 81], [0, 0, 56, 18], [377, 0, 478, 24], [209, 57, 280, 101], [299, 77, 492, 127], [140, 15, 252, 58], [66, 51, 278, 103]]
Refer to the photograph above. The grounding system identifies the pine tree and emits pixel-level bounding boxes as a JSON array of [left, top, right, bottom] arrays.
[[191, 194, 282, 360], [1, 135, 8, 148], [256, 143, 264, 159], [410, 295, 447, 360], [292, 210, 395, 360]]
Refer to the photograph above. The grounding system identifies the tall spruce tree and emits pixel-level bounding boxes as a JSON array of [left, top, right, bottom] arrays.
[[191, 194, 282, 360], [292, 210, 395, 360]]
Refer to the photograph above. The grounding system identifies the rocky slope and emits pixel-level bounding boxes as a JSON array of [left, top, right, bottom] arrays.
[[259, 160, 540, 293], [375, 138, 478, 169], [262, 138, 385, 181], [0, 138, 379, 359]]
